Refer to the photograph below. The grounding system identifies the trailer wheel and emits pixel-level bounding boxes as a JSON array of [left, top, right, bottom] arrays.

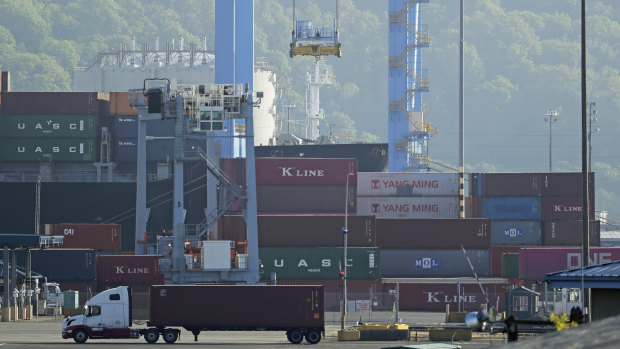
[[287, 329, 303, 344], [305, 330, 321, 344], [73, 329, 88, 344], [144, 328, 159, 343], [163, 329, 178, 344]]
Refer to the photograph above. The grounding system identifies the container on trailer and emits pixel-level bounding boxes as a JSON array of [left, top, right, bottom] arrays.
[[376, 218, 490, 250], [0, 138, 96, 162], [0, 92, 107, 115], [490, 220, 542, 246], [218, 214, 376, 247], [272, 280, 381, 311], [148, 285, 324, 329], [16, 249, 96, 282], [357, 197, 459, 219], [51, 223, 121, 252], [541, 196, 595, 221], [381, 280, 513, 312], [357, 172, 459, 197], [519, 247, 620, 280], [543, 220, 600, 246], [220, 157, 358, 186], [380, 249, 490, 278], [96, 255, 163, 285], [259, 247, 380, 280], [0, 115, 99, 138], [481, 197, 541, 220]]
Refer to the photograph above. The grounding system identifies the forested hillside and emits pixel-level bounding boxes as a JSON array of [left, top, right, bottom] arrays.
[[1, 0, 620, 221]]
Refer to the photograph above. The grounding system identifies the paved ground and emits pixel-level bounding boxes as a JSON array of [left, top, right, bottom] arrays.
[[0, 312, 514, 349]]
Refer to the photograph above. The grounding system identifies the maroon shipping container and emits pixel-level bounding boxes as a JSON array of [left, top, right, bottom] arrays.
[[256, 185, 356, 214], [221, 158, 358, 186], [541, 172, 595, 197], [376, 218, 491, 250], [491, 246, 523, 277], [541, 196, 595, 220], [52, 224, 121, 252], [519, 247, 620, 280], [96, 255, 164, 285], [0, 92, 108, 115], [543, 220, 601, 246], [149, 285, 324, 330], [475, 172, 594, 197], [382, 280, 513, 312], [465, 196, 481, 218], [218, 215, 376, 247], [271, 280, 380, 311]]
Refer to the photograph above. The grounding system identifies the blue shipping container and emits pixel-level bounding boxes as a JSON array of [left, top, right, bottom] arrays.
[[481, 197, 541, 220], [114, 138, 206, 163], [113, 116, 177, 138], [380, 249, 490, 277], [491, 220, 542, 246]]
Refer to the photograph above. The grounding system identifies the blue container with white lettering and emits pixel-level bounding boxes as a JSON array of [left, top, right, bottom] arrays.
[[481, 197, 541, 220], [491, 220, 542, 246], [380, 249, 490, 277]]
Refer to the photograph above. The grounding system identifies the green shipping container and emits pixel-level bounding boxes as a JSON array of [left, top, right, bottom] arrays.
[[501, 253, 519, 279], [0, 139, 96, 162], [259, 247, 380, 280], [63, 291, 80, 309], [0, 115, 98, 138]]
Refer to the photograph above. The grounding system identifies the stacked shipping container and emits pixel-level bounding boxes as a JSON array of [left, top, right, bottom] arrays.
[[470, 172, 600, 279], [220, 158, 358, 214], [357, 173, 459, 219], [0, 92, 107, 162]]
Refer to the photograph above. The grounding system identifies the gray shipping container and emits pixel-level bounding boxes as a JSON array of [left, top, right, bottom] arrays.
[[380, 249, 490, 277], [16, 249, 96, 282], [357, 197, 459, 219], [469, 172, 594, 197], [491, 220, 542, 246]]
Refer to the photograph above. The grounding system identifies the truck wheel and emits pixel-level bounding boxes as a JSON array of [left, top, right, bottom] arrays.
[[287, 329, 303, 344], [73, 329, 88, 344], [144, 328, 159, 344], [163, 329, 178, 344], [305, 330, 321, 344]]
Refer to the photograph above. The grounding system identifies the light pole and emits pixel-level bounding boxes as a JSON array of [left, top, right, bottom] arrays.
[[282, 104, 296, 134], [588, 102, 598, 172], [544, 109, 559, 172], [341, 172, 353, 330]]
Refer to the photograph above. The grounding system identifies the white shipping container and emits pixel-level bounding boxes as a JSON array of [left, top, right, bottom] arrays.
[[357, 172, 459, 197], [357, 197, 459, 219]]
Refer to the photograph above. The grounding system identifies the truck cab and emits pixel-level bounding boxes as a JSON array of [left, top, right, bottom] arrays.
[[45, 282, 63, 307], [62, 286, 133, 343]]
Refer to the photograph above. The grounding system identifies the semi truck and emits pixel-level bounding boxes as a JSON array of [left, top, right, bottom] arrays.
[[62, 284, 324, 344]]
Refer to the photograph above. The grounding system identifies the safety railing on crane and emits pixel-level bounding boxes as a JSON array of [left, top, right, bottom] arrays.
[[191, 147, 247, 238]]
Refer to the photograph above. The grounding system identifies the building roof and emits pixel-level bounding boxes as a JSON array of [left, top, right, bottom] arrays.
[[0, 234, 63, 249], [544, 260, 620, 289]]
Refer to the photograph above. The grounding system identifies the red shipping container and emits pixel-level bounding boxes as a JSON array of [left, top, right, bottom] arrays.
[[519, 247, 620, 281], [376, 218, 491, 250], [54, 223, 121, 252], [220, 158, 358, 186], [382, 280, 513, 312], [543, 220, 601, 246], [96, 255, 164, 285], [541, 196, 595, 220], [490, 246, 523, 277]]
